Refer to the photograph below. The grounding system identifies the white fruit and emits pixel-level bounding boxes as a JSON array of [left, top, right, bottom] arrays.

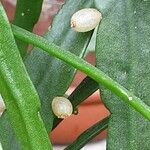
[[71, 8, 102, 32], [52, 97, 73, 119], [0, 95, 5, 116]]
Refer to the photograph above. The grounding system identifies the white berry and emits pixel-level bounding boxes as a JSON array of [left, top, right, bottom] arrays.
[[71, 8, 102, 32], [52, 97, 73, 119], [0, 95, 5, 116]]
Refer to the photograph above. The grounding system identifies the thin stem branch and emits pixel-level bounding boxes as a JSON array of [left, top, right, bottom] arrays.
[[12, 25, 150, 122]]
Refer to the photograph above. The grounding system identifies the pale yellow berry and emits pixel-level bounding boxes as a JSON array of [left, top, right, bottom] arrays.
[[0, 95, 5, 116], [52, 97, 73, 119], [71, 8, 102, 32]]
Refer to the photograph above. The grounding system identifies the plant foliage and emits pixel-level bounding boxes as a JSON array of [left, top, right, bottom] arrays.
[[0, 0, 150, 150]]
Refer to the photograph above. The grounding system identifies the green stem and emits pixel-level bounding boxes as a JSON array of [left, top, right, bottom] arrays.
[[65, 116, 109, 150], [12, 25, 150, 122]]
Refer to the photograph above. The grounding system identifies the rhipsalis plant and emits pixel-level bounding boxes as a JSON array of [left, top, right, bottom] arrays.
[[0, 0, 150, 150]]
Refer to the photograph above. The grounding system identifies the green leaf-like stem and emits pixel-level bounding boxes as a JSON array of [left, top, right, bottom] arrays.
[[12, 25, 150, 123], [96, 0, 150, 149], [0, 4, 51, 150], [65, 116, 109, 150]]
